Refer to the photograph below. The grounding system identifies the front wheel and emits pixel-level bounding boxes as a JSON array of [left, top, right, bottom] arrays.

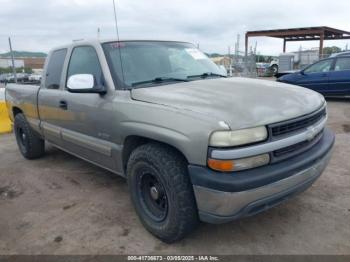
[[127, 143, 199, 243], [270, 64, 278, 75], [14, 113, 45, 159]]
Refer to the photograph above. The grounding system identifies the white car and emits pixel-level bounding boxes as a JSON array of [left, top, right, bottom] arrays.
[[28, 74, 42, 82]]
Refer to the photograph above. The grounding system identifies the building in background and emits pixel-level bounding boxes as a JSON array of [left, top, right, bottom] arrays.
[[211, 56, 231, 68], [22, 57, 45, 70], [0, 51, 46, 73], [0, 56, 45, 74], [0, 58, 24, 68]]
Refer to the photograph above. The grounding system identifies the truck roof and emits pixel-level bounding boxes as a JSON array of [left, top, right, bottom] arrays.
[[50, 39, 192, 53]]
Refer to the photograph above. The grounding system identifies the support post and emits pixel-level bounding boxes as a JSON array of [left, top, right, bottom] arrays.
[[319, 32, 324, 58], [283, 38, 286, 53], [245, 33, 248, 57]]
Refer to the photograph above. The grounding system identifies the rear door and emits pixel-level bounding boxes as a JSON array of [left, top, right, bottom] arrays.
[[296, 59, 333, 94], [327, 57, 350, 96], [38, 48, 68, 145]]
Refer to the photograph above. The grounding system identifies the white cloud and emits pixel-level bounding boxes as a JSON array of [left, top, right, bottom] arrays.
[[0, 0, 349, 55]]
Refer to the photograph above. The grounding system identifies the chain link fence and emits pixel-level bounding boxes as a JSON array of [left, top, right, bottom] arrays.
[[223, 51, 258, 78], [212, 48, 345, 79]]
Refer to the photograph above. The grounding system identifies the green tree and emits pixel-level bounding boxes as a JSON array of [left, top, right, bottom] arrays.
[[0, 67, 33, 74], [323, 46, 341, 55]]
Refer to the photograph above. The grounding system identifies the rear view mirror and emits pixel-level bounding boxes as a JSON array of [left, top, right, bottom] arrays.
[[67, 74, 106, 94]]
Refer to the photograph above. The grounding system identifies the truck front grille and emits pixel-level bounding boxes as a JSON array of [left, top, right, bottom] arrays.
[[268, 105, 327, 162], [273, 131, 323, 159], [271, 107, 326, 137]]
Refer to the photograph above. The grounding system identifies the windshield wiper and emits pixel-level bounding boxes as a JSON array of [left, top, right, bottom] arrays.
[[132, 77, 189, 87], [187, 72, 227, 79]]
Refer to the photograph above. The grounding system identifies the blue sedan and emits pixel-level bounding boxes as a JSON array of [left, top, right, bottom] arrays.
[[277, 56, 350, 97]]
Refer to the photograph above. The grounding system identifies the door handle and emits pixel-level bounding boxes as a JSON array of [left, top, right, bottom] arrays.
[[59, 100, 68, 110]]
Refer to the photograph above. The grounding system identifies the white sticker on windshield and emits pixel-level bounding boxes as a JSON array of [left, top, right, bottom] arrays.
[[185, 48, 207, 60]]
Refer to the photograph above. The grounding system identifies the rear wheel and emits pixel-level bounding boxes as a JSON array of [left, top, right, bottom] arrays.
[[14, 113, 45, 159], [127, 143, 199, 243]]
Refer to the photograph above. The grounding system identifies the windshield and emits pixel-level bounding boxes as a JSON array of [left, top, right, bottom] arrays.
[[102, 41, 225, 88]]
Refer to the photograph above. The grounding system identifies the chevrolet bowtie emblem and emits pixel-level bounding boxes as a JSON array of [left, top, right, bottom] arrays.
[[306, 126, 318, 141]]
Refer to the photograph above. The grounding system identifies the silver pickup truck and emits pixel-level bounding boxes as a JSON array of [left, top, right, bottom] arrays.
[[5, 40, 335, 243]]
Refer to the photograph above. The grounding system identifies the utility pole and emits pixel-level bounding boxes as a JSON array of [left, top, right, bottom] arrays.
[[97, 27, 101, 39], [254, 41, 257, 55], [8, 37, 17, 83], [228, 46, 232, 77]]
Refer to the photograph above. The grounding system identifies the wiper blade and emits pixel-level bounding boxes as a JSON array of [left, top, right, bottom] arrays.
[[187, 72, 227, 79], [132, 77, 189, 87]]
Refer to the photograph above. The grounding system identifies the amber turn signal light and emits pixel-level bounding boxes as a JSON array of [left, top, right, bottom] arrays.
[[207, 158, 234, 172]]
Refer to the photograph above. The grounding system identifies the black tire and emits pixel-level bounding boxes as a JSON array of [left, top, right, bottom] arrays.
[[14, 113, 45, 159], [270, 64, 278, 75], [127, 143, 199, 243]]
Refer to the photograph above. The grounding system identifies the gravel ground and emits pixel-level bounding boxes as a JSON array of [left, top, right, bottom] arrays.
[[0, 99, 349, 255]]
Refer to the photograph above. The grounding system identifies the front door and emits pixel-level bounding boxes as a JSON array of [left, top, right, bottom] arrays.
[[58, 45, 119, 172]]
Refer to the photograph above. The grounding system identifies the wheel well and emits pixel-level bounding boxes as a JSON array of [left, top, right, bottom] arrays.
[[122, 135, 188, 173], [13, 107, 23, 117]]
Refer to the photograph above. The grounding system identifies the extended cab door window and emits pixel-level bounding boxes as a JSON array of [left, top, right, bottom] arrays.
[[45, 48, 67, 89], [66, 46, 103, 86]]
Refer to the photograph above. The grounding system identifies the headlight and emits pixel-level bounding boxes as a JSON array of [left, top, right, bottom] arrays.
[[209, 126, 268, 147], [208, 154, 270, 172]]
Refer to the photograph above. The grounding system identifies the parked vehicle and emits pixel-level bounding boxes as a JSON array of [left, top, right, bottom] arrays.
[[0, 74, 10, 83], [329, 51, 350, 57], [277, 56, 350, 96], [3, 73, 30, 83], [5, 40, 334, 242], [269, 59, 279, 74], [28, 74, 42, 82]]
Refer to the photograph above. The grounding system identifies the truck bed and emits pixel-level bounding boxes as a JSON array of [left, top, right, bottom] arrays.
[[5, 83, 40, 123]]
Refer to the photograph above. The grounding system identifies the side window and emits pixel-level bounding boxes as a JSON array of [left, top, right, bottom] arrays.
[[334, 57, 350, 71], [304, 59, 333, 74], [45, 49, 67, 89], [67, 46, 103, 86]]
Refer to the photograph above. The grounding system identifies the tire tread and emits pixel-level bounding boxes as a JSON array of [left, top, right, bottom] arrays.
[[127, 142, 199, 243]]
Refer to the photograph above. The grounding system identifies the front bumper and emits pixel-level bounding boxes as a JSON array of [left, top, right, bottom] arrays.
[[188, 128, 335, 224]]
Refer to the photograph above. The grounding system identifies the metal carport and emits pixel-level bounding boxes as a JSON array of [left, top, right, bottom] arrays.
[[245, 26, 350, 56]]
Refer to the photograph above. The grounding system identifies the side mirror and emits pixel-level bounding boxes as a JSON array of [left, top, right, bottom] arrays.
[[300, 70, 305, 75], [67, 74, 106, 94]]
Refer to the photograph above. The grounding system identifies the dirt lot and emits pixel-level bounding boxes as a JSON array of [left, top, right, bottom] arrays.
[[0, 99, 349, 255]]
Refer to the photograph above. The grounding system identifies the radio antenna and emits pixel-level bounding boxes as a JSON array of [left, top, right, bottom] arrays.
[[112, 0, 125, 83], [112, 0, 121, 41]]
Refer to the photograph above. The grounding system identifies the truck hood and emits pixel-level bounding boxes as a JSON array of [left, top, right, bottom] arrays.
[[131, 77, 325, 130]]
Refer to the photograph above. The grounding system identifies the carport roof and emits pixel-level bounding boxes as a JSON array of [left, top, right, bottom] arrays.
[[245, 26, 350, 55], [246, 26, 350, 41]]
